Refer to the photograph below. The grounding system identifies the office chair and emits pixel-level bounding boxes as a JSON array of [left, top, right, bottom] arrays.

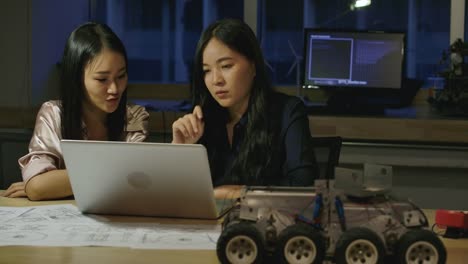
[[310, 136, 342, 180], [0, 129, 32, 189]]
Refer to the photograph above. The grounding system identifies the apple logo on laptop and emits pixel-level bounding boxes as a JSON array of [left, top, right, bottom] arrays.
[[127, 172, 151, 189]]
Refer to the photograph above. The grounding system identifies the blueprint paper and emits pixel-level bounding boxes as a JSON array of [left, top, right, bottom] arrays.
[[0, 204, 220, 249]]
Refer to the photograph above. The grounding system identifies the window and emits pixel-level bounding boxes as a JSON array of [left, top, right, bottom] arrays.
[[92, 0, 451, 85], [90, 0, 243, 83], [261, 0, 450, 85]]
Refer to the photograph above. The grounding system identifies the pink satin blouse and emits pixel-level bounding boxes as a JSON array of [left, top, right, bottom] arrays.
[[18, 100, 149, 183]]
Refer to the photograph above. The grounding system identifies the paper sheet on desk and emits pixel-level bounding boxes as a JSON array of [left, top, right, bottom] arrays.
[[0, 204, 220, 249]]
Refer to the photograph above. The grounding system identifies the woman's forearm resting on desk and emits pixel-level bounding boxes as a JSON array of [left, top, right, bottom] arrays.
[[214, 185, 244, 200], [24, 169, 72, 201]]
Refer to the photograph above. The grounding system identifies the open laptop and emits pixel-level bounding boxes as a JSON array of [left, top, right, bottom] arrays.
[[60, 140, 235, 219]]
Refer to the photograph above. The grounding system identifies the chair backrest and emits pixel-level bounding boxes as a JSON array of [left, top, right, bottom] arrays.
[[311, 136, 342, 179], [0, 129, 32, 189]]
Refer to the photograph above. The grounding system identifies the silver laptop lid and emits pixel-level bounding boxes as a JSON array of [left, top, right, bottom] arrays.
[[61, 140, 219, 219]]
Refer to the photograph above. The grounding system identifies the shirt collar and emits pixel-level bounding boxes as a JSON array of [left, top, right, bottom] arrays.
[[237, 112, 248, 127]]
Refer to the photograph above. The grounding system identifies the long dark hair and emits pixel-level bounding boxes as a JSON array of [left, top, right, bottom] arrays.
[[192, 18, 275, 184], [60, 22, 128, 141]]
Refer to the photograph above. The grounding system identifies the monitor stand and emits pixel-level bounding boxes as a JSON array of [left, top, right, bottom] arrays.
[[320, 78, 423, 116], [325, 92, 386, 116]]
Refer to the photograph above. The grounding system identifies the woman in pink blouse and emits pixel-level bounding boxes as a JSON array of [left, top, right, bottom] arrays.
[[2, 22, 148, 200]]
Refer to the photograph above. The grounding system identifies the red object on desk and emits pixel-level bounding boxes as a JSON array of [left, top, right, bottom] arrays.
[[435, 210, 468, 229]]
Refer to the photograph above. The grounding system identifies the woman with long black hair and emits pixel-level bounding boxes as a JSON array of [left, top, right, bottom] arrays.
[[172, 18, 317, 198], [3, 22, 148, 200]]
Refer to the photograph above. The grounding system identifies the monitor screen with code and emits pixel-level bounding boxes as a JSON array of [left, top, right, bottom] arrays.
[[303, 29, 405, 90]]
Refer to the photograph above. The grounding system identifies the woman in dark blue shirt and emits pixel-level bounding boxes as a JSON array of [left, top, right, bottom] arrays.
[[172, 18, 317, 196]]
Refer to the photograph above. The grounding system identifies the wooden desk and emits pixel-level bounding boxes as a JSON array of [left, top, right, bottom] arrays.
[[309, 114, 468, 144], [1, 195, 467, 264], [0, 196, 219, 264], [145, 109, 468, 144], [3, 101, 468, 145]]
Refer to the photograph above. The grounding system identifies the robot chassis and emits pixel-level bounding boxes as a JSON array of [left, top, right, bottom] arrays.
[[216, 179, 446, 264]]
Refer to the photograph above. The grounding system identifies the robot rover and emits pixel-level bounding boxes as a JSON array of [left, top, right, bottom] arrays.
[[216, 164, 446, 264]]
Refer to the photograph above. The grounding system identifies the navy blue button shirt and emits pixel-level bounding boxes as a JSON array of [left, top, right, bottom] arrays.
[[201, 92, 318, 187]]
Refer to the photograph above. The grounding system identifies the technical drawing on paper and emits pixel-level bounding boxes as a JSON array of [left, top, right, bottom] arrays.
[[0, 232, 48, 243], [0, 207, 31, 222], [0, 205, 221, 249], [138, 224, 221, 249]]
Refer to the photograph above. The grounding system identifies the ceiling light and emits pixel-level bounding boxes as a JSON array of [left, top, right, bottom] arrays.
[[351, 0, 371, 10]]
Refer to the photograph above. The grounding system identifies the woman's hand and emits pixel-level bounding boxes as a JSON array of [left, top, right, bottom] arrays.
[[214, 185, 244, 200], [1, 182, 27, 198], [172, 105, 205, 144]]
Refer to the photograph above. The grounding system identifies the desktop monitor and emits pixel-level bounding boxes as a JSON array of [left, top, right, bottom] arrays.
[[302, 29, 416, 115], [303, 29, 405, 90]]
